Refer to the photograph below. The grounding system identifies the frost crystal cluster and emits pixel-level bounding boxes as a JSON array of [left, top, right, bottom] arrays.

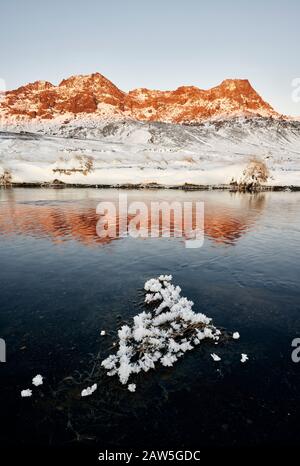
[[32, 374, 43, 386], [81, 383, 97, 397], [21, 389, 32, 398], [101, 275, 221, 386]]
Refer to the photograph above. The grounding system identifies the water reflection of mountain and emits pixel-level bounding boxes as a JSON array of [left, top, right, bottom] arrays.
[[204, 193, 266, 244], [0, 190, 266, 246]]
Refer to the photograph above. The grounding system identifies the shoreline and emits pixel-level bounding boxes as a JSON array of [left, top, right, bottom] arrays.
[[1, 182, 300, 191]]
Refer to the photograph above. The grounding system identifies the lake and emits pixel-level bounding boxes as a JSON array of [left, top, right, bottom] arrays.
[[0, 188, 300, 449]]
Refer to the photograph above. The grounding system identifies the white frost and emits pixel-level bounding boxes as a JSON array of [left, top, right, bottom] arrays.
[[81, 383, 97, 397], [21, 389, 32, 398], [102, 275, 221, 386], [32, 374, 43, 386], [241, 353, 249, 363], [128, 384, 136, 392], [211, 353, 221, 362], [232, 332, 240, 340]]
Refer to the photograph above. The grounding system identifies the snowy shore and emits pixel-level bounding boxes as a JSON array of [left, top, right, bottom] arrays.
[[1, 116, 300, 187]]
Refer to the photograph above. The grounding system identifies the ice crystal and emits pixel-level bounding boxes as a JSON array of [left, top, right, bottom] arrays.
[[128, 384, 136, 392], [32, 374, 43, 386], [241, 353, 248, 363], [211, 353, 221, 362], [81, 383, 97, 397]]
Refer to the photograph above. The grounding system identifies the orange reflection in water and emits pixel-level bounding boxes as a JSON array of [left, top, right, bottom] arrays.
[[0, 191, 266, 247]]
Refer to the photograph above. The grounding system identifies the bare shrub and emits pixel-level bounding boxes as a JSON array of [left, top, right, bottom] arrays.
[[242, 158, 269, 185], [53, 155, 94, 176], [0, 169, 12, 186]]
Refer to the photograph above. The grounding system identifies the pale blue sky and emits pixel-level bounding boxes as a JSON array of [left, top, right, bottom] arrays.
[[1, 0, 300, 115]]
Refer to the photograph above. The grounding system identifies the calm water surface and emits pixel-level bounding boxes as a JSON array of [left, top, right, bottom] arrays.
[[0, 188, 300, 448]]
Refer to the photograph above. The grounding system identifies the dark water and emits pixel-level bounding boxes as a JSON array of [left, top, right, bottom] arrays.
[[0, 188, 300, 448]]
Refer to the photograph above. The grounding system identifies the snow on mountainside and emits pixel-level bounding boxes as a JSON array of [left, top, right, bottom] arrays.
[[0, 73, 281, 123], [0, 72, 299, 186], [1, 117, 300, 186]]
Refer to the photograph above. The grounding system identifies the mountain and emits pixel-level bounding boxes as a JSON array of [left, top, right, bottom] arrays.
[[124, 79, 278, 123], [1, 73, 299, 187], [0, 72, 281, 123], [0, 73, 125, 120]]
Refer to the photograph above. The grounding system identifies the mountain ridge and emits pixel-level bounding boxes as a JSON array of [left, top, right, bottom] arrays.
[[0, 72, 284, 123]]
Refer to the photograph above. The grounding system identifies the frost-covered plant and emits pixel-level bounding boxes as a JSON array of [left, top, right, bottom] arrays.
[[242, 157, 269, 185], [0, 169, 12, 186], [52, 155, 94, 176], [101, 275, 221, 386]]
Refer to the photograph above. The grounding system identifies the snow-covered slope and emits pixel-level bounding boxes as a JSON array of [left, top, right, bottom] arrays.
[[1, 117, 300, 186]]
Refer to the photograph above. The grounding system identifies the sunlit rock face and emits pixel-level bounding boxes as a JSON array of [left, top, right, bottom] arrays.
[[0, 73, 125, 120], [124, 79, 277, 123], [0, 73, 279, 123]]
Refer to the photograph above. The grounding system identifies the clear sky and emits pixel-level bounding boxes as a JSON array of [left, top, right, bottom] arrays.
[[1, 0, 300, 115]]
